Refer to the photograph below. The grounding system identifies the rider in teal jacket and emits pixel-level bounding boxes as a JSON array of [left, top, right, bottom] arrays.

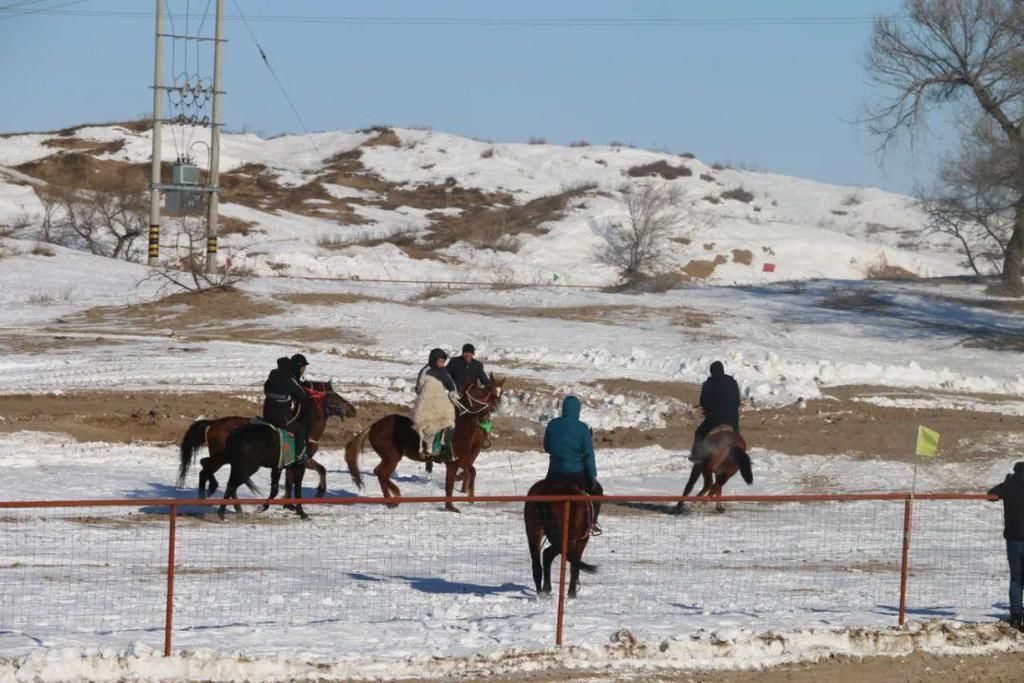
[[544, 395, 603, 528]]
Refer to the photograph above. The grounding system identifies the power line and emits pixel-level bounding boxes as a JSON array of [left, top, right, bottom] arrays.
[[0, 8, 908, 27], [0, 0, 89, 22], [229, 0, 320, 160]]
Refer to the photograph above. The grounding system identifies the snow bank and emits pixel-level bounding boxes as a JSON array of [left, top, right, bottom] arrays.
[[3, 622, 1020, 681]]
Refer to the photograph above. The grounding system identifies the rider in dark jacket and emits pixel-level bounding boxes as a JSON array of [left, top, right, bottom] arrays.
[[692, 361, 742, 460], [263, 355, 313, 456], [446, 343, 490, 391], [544, 395, 603, 528]]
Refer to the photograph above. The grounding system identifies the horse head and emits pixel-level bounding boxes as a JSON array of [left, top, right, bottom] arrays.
[[305, 382, 357, 419], [465, 375, 505, 416]]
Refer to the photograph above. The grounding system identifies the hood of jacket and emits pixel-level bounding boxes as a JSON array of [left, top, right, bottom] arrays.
[[560, 395, 581, 420]]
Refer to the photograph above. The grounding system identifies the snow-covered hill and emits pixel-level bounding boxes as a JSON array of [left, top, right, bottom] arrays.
[[0, 122, 964, 286]]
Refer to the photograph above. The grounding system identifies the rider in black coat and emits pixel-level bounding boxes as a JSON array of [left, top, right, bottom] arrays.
[[691, 361, 742, 459], [263, 355, 313, 456], [446, 343, 490, 391]]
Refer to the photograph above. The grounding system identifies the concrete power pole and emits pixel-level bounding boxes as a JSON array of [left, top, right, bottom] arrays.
[[148, 0, 164, 266], [205, 0, 224, 274]]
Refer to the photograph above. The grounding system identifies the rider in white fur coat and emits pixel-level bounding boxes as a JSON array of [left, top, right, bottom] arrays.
[[413, 348, 460, 455]]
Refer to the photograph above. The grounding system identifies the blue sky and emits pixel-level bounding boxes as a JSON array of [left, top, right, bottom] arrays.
[[0, 0, 954, 193]]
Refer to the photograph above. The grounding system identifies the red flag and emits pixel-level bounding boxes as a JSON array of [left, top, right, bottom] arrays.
[[762, 263, 776, 273]]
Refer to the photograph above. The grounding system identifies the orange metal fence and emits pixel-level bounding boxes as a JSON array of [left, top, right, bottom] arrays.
[[0, 492, 1000, 657]]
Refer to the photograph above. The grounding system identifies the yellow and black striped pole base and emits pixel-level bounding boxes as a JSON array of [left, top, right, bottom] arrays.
[[147, 224, 160, 262], [206, 237, 218, 255]]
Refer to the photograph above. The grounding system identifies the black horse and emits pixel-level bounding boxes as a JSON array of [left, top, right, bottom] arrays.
[[217, 385, 355, 520]]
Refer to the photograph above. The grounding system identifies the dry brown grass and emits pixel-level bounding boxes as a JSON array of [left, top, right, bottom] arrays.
[[360, 127, 401, 147], [682, 255, 727, 279], [721, 187, 755, 203], [626, 160, 692, 180], [426, 183, 596, 252], [863, 254, 917, 280], [731, 248, 753, 265]]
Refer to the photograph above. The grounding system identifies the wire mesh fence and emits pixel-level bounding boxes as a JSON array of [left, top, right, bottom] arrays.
[[0, 494, 1007, 659]]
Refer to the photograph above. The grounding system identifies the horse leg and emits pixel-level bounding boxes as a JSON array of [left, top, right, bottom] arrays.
[[375, 457, 401, 507], [309, 458, 327, 498], [568, 562, 581, 599], [526, 508, 546, 596], [712, 471, 734, 513], [293, 466, 309, 520], [541, 544, 559, 595], [219, 465, 251, 520], [201, 455, 223, 497], [467, 465, 477, 499], [676, 462, 704, 515], [260, 468, 281, 513], [443, 462, 460, 513]]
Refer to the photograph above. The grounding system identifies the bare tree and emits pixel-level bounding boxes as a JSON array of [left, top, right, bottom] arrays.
[[38, 185, 146, 261], [142, 215, 250, 293], [921, 114, 1017, 276], [864, 0, 1024, 290], [594, 182, 684, 280]]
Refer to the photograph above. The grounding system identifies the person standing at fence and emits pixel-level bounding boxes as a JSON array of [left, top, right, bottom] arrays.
[[987, 461, 1024, 631], [544, 395, 603, 534]]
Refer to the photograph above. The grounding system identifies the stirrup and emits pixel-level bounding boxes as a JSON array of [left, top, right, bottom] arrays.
[[590, 522, 603, 537]]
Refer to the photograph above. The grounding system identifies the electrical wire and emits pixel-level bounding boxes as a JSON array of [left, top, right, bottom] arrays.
[[230, 0, 321, 159]]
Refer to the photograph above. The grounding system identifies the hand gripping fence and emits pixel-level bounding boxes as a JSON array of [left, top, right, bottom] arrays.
[[0, 492, 1000, 658]]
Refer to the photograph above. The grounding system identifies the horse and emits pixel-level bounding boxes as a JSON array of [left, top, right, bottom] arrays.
[[177, 381, 355, 498], [523, 479, 598, 599], [675, 425, 753, 514], [344, 376, 504, 512], [214, 385, 356, 520]]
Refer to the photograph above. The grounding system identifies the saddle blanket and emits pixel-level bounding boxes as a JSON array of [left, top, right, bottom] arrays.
[[250, 418, 306, 468]]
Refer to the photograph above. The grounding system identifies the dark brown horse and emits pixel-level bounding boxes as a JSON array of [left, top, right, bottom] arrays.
[[216, 385, 356, 520], [344, 376, 504, 512], [675, 426, 753, 514], [524, 479, 597, 598], [178, 381, 355, 498]]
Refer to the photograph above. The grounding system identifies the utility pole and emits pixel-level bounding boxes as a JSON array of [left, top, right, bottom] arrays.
[[148, 0, 164, 266], [205, 0, 224, 274]]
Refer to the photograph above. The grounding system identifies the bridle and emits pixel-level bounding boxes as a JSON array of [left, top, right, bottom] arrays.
[[457, 384, 499, 417]]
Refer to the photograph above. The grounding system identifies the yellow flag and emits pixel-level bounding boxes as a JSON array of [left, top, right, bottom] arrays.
[[916, 425, 940, 457]]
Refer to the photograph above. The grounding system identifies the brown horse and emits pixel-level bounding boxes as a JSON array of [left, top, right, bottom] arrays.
[[344, 376, 504, 512], [524, 479, 598, 598], [177, 381, 356, 497], [675, 426, 753, 514]]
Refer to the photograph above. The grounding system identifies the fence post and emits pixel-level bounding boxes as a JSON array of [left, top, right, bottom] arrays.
[[898, 496, 913, 626], [555, 499, 571, 646], [164, 503, 177, 657]]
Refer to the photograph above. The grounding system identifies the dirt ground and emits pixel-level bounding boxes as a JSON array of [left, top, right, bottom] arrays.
[[1, 381, 1018, 467], [398, 651, 1024, 682]]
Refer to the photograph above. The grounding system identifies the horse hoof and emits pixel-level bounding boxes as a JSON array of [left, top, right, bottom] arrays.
[[568, 592, 578, 599], [299, 513, 311, 521], [444, 504, 460, 513], [385, 503, 399, 510], [315, 488, 326, 499], [715, 506, 726, 514]]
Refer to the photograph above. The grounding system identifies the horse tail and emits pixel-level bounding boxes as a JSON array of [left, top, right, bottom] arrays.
[[178, 419, 212, 487], [243, 477, 262, 496], [733, 447, 753, 485], [345, 426, 370, 490], [574, 560, 598, 574]]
